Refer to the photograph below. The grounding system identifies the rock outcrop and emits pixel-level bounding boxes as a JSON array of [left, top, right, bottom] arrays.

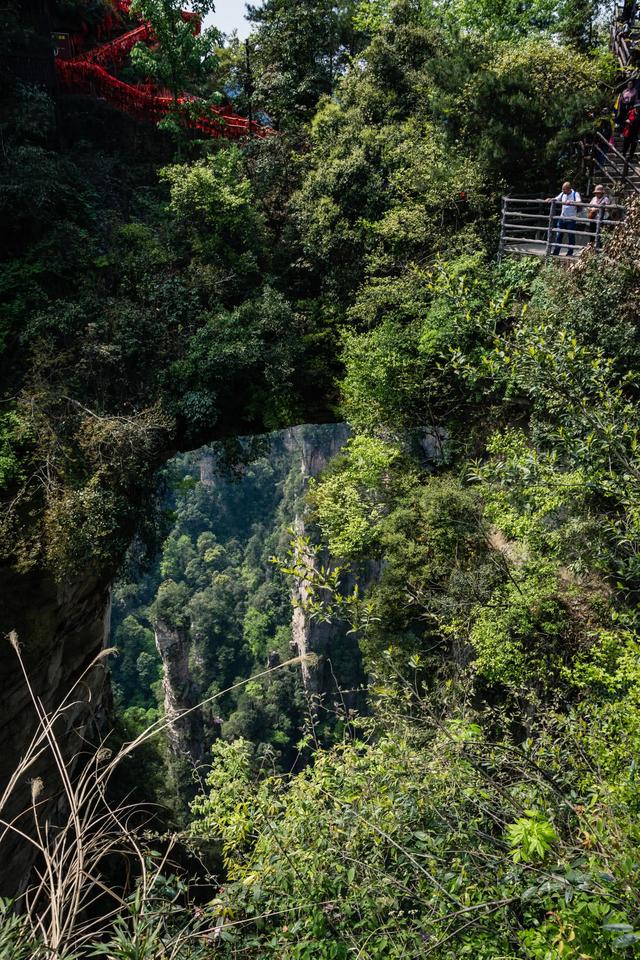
[[153, 618, 204, 808], [286, 424, 367, 706], [0, 569, 112, 896]]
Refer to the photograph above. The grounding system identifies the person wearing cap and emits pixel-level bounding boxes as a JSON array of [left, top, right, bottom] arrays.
[[546, 181, 581, 256], [587, 185, 610, 249]]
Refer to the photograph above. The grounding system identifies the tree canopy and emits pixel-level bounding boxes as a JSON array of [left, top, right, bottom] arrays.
[[3, 0, 640, 955]]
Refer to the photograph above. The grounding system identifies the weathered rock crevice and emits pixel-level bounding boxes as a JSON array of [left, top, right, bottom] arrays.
[[0, 569, 113, 896], [287, 424, 369, 708], [153, 618, 204, 776]]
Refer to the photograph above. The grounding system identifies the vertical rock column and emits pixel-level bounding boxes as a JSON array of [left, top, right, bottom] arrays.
[[291, 533, 355, 701], [153, 618, 204, 806], [199, 452, 215, 486], [288, 424, 355, 704]]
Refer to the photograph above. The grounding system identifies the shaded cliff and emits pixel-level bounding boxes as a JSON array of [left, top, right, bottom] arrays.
[[0, 570, 112, 896], [153, 618, 204, 809], [288, 425, 370, 711]]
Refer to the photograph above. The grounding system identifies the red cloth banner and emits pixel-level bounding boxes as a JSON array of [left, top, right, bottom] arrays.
[[55, 3, 272, 140]]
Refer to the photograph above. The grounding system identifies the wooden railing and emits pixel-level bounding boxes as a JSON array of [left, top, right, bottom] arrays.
[[591, 132, 640, 194], [54, 3, 272, 140], [611, 0, 640, 67], [611, 20, 632, 65], [498, 197, 626, 260]]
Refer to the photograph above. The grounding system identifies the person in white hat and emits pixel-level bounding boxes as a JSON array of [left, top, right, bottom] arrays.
[[587, 184, 610, 248]]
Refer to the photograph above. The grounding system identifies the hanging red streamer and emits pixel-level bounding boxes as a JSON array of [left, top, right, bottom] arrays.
[[55, 1, 272, 140]]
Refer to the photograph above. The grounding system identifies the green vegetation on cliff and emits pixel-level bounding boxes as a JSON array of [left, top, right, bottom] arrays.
[[111, 427, 362, 794], [0, 0, 612, 585], [5, 0, 640, 956]]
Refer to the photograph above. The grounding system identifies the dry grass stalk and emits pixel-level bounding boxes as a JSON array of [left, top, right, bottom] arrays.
[[0, 631, 303, 957]]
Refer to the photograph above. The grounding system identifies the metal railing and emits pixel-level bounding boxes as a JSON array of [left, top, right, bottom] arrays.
[[612, 0, 633, 65], [611, 0, 640, 67], [498, 197, 626, 260], [591, 132, 640, 194]]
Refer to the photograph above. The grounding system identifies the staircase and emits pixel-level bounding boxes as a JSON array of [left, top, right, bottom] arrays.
[[592, 133, 640, 198], [605, 3, 640, 195], [499, 5, 640, 260]]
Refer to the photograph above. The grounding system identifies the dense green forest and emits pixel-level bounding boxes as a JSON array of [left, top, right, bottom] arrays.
[[111, 425, 363, 812], [5, 0, 640, 956], [110, 436, 306, 804]]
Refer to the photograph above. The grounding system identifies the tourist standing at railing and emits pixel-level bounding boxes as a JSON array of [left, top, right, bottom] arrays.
[[622, 102, 640, 159], [587, 185, 610, 249], [546, 181, 581, 256]]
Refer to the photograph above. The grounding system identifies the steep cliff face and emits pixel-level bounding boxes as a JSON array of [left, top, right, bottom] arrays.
[[0, 424, 355, 893], [0, 569, 112, 896], [280, 423, 349, 470], [153, 618, 204, 807], [199, 453, 215, 486], [288, 425, 366, 704], [291, 549, 355, 699]]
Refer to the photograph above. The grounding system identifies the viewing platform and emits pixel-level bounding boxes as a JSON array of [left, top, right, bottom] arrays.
[[498, 196, 626, 260]]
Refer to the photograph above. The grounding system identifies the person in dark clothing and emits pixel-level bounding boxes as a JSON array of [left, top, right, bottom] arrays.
[[621, 0, 636, 23], [622, 102, 640, 161], [616, 80, 636, 132]]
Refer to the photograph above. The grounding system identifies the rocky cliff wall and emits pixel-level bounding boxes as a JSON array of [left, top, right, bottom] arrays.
[[154, 620, 204, 767], [287, 424, 367, 705], [0, 568, 112, 896], [0, 424, 352, 893]]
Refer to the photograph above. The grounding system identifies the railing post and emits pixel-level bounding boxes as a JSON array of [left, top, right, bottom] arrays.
[[586, 142, 595, 196], [544, 200, 555, 258], [498, 196, 508, 260], [594, 209, 603, 251]]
